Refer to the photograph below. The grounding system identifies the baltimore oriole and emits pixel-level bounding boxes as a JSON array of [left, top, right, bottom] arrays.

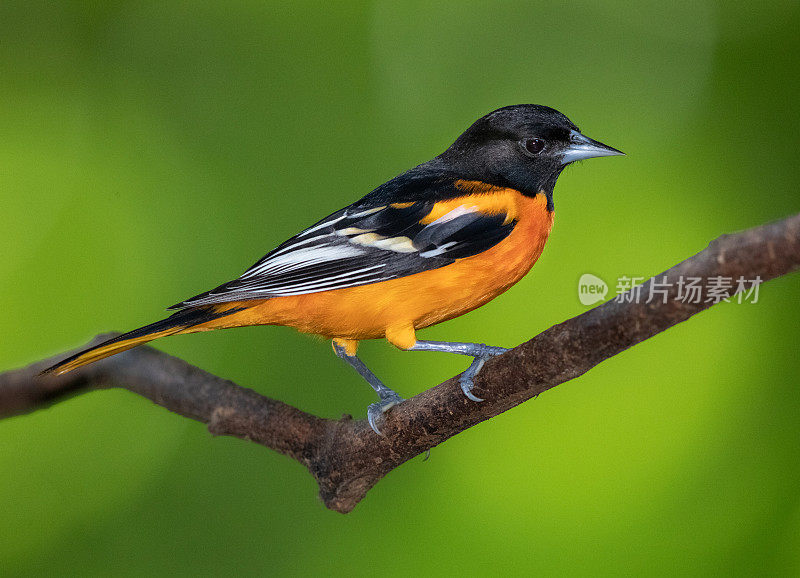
[[43, 104, 623, 433]]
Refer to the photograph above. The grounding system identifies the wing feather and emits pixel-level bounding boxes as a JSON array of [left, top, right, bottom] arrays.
[[171, 195, 516, 309]]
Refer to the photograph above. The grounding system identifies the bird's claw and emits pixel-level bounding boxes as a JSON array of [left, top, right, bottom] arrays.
[[460, 372, 485, 402], [366, 391, 403, 435], [459, 345, 509, 403]]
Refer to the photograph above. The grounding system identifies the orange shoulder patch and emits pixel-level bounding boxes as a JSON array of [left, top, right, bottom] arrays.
[[420, 186, 523, 225]]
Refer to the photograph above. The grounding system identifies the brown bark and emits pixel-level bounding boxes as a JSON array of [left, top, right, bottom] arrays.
[[2, 213, 799, 513]]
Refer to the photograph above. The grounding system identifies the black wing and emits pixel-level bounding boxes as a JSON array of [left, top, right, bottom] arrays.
[[171, 175, 516, 308]]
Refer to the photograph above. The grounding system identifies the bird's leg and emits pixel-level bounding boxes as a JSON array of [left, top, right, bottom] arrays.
[[407, 341, 509, 402], [332, 339, 402, 435]]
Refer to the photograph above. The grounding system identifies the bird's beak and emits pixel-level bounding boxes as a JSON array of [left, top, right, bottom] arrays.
[[561, 129, 625, 164]]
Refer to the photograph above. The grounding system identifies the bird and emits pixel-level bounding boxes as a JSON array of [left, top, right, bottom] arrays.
[[42, 104, 623, 434]]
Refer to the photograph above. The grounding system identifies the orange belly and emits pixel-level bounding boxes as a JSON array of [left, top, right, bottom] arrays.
[[196, 189, 553, 346]]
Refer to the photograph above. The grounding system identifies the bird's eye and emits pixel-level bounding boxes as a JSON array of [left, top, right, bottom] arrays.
[[521, 138, 545, 156]]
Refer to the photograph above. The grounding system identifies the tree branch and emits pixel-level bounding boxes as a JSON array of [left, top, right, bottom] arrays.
[[2, 213, 799, 513]]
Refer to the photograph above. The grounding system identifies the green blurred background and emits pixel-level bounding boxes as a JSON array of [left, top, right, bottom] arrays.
[[2, 1, 799, 575]]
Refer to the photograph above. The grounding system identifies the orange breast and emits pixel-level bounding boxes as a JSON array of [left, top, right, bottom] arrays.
[[197, 188, 554, 342]]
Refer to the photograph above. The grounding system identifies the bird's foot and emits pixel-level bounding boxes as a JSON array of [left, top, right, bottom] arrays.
[[367, 390, 403, 435], [459, 345, 509, 402]]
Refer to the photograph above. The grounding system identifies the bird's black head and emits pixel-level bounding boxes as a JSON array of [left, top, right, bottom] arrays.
[[440, 104, 623, 205]]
